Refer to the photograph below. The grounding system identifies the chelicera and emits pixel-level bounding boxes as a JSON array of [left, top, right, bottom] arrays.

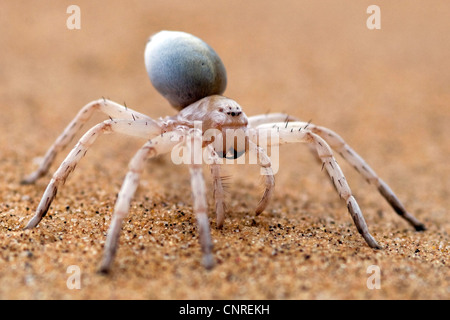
[[22, 30, 425, 273]]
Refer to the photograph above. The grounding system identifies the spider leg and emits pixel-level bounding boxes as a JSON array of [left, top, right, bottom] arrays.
[[247, 140, 275, 215], [21, 98, 157, 185], [248, 113, 299, 128], [250, 126, 381, 249], [309, 125, 425, 231], [257, 121, 425, 231], [99, 131, 184, 273], [24, 119, 161, 230], [206, 145, 227, 228], [187, 129, 214, 269]]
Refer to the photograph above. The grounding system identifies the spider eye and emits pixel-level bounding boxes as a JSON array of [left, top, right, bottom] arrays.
[[226, 111, 242, 117]]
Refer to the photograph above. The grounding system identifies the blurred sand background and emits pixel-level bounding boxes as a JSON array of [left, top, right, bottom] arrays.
[[0, 0, 449, 299]]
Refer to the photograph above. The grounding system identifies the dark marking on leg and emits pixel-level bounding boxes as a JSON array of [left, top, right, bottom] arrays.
[[346, 148, 354, 156], [347, 201, 364, 235]]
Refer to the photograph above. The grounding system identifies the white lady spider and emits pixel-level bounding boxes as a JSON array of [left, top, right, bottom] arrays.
[[22, 30, 425, 273]]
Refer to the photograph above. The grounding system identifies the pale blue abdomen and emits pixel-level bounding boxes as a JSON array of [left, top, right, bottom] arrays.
[[145, 31, 227, 110]]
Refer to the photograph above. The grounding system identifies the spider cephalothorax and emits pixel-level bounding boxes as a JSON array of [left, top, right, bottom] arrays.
[[22, 30, 425, 273], [168, 95, 249, 159]]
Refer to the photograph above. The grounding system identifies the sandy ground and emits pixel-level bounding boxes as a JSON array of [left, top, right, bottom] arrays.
[[0, 1, 449, 300]]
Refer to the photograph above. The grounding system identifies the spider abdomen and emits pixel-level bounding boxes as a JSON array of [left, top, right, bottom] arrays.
[[145, 30, 227, 110]]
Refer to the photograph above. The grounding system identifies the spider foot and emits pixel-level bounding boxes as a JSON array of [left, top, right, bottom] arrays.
[[202, 253, 215, 270], [414, 223, 426, 232], [98, 263, 112, 275], [23, 212, 44, 230], [215, 202, 226, 229], [362, 233, 382, 250], [406, 214, 426, 231], [98, 250, 116, 275], [20, 173, 40, 185]]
